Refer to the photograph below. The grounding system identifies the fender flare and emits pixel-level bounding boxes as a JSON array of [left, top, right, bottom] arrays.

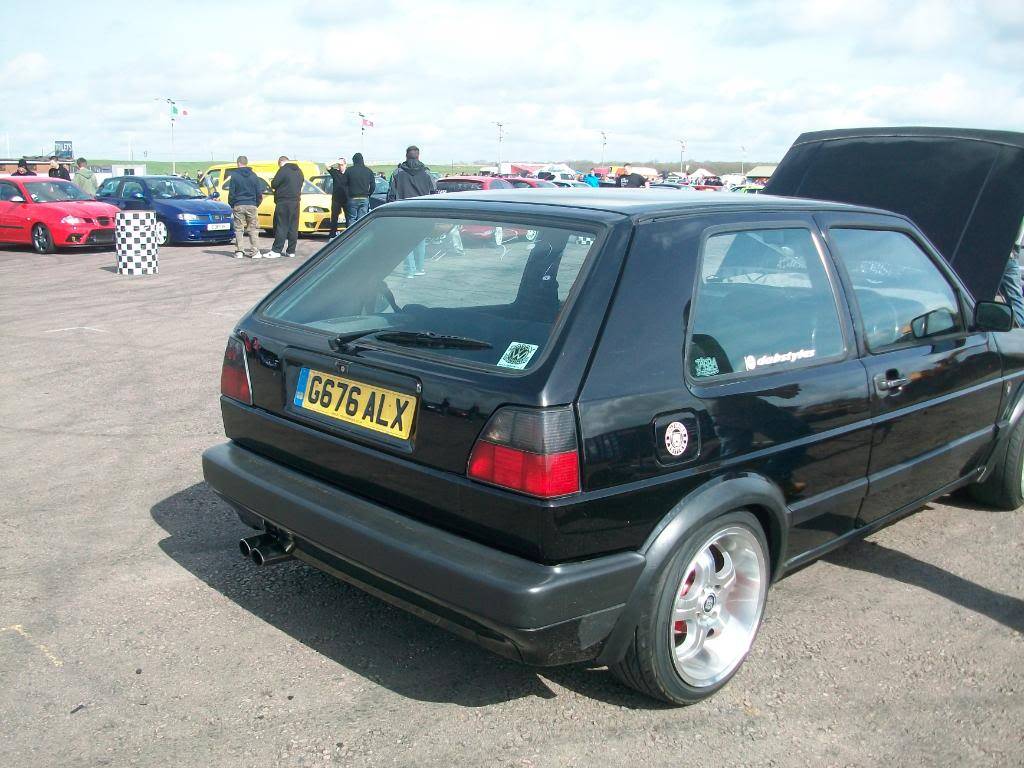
[[596, 472, 789, 666], [978, 376, 1024, 482]]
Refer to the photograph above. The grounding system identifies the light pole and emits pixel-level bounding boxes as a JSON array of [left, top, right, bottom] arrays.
[[493, 121, 504, 172], [678, 139, 686, 176], [740, 145, 746, 176], [155, 98, 180, 174], [600, 131, 607, 166]]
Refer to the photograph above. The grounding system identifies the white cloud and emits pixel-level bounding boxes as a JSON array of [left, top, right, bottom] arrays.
[[0, 0, 1020, 165]]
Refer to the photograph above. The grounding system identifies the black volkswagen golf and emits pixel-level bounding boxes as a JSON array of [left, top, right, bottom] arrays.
[[204, 128, 1024, 704]]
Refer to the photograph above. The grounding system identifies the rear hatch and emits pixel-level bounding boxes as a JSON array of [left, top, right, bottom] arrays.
[[224, 202, 627, 558], [764, 127, 1024, 299]]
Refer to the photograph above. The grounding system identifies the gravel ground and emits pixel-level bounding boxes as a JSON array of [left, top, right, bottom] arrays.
[[1, 237, 1022, 767]]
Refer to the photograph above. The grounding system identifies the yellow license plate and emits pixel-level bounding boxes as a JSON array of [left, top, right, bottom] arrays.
[[293, 367, 417, 439]]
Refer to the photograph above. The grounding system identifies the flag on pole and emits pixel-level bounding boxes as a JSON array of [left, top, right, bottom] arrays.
[[170, 104, 189, 117], [362, 118, 373, 128]]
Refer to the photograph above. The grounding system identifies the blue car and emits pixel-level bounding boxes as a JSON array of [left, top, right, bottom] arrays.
[[95, 175, 234, 245]]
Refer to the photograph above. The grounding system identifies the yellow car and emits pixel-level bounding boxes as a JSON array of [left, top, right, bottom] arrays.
[[199, 161, 338, 235]]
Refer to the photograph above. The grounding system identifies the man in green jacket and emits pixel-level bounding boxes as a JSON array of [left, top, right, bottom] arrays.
[[72, 158, 98, 195]]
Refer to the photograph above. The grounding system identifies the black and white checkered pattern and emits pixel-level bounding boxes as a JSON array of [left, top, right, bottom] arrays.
[[114, 211, 160, 275]]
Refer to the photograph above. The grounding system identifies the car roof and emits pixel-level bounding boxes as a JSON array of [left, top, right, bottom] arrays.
[[0, 175, 71, 182], [437, 176, 498, 182], [103, 175, 191, 181], [405, 187, 885, 217]]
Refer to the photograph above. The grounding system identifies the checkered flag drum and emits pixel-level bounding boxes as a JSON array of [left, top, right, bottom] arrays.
[[114, 211, 159, 275]]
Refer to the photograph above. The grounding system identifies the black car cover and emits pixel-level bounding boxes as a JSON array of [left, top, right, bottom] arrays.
[[764, 127, 1024, 300]]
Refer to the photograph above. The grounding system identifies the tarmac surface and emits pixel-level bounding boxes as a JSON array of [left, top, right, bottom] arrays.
[[1, 236, 1022, 767]]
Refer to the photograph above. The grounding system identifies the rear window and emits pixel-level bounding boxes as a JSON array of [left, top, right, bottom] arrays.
[[261, 215, 600, 370], [437, 180, 484, 192]]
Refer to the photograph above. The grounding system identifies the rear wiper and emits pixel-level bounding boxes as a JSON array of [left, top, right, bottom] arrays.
[[374, 331, 492, 349], [328, 328, 388, 352]]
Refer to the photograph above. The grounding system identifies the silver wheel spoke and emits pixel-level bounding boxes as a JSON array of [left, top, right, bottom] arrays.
[[673, 593, 702, 622], [675, 621, 709, 662], [715, 550, 736, 592]]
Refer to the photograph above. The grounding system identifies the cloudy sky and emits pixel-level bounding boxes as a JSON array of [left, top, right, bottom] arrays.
[[1, 0, 1021, 166]]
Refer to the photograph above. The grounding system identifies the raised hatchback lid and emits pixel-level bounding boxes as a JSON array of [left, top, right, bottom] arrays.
[[764, 126, 1024, 299]]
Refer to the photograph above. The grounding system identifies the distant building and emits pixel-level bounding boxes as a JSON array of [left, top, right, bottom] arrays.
[[745, 165, 777, 185]]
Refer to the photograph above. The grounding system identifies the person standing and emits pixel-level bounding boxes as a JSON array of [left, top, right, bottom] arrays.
[[228, 155, 264, 260], [72, 158, 98, 195], [12, 159, 36, 176], [48, 156, 71, 180], [617, 164, 646, 188], [327, 157, 348, 238], [999, 220, 1024, 327], [268, 155, 303, 258], [387, 146, 436, 278], [582, 170, 600, 187], [344, 152, 375, 226]]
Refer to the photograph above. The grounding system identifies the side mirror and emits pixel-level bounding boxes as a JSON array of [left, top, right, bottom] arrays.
[[974, 300, 1014, 332], [10, 195, 24, 203]]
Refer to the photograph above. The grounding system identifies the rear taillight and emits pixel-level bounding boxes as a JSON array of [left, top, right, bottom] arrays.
[[468, 406, 580, 498], [220, 336, 252, 405]]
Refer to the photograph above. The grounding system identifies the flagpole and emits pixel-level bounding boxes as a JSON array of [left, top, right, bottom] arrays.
[[171, 117, 176, 175]]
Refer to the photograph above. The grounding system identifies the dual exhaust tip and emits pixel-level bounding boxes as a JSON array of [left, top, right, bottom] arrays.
[[239, 533, 294, 566]]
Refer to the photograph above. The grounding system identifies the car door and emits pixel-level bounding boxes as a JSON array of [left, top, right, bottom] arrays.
[[0, 180, 28, 242], [820, 212, 1003, 524]]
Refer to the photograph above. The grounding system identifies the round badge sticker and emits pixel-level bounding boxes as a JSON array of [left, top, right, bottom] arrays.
[[664, 421, 689, 457]]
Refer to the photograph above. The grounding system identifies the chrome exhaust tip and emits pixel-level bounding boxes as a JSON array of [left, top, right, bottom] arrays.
[[239, 533, 272, 559]]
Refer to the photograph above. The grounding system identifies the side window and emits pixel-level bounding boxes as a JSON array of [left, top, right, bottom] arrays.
[[0, 182, 20, 201], [96, 179, 120, 197], [829, 228, 962, 351], [687, 227, 845, 378], [122, 180, 145, 198], [206, 170, 221, 191], [489, 179, 513, 189]]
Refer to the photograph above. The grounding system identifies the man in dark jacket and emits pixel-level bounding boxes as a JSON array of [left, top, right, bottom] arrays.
[[327, 157, 348, 238], [387, 146, 436, 277], [386, 146, 436, 202], [48, 155, 71, 181], [344, 152, 376, 226], [227, 155, 264, 259], [269, 156, 304, 258]]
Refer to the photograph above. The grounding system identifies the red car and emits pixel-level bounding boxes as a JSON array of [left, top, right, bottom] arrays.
[[692, 175, 724, 192], [501, 176, 557, 189], [436, 176, 536, 244], [0, 176, 119, 253], [435, 175, 515, 193]]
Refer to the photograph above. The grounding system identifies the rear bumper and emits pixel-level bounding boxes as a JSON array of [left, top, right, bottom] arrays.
[[201, 441, 645, 665]]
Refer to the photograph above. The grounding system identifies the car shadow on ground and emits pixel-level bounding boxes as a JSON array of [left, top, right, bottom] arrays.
[[151, 482, 670, 709], [823, 538, 1024, 634]]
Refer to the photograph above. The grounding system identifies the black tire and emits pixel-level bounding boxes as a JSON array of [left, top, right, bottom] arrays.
[[610, 510, 769, 705], [32, 224, 55, 254], [969, 417, 1024, 509]]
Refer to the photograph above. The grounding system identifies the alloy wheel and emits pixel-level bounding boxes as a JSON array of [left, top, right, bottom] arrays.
[[32, 225, 52, 253], [669, 524, 767, 688], [155, 221, 168, 246]]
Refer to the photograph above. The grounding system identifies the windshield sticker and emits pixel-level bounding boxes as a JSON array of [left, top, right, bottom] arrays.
[[744, 349, 815, 371], [693, 356, 720, 378], [497, 342, 539, 370]]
